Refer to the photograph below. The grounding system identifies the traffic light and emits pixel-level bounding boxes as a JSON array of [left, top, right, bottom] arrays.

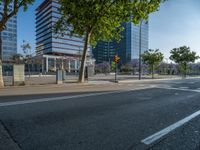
[[114, 55, 120, 63]]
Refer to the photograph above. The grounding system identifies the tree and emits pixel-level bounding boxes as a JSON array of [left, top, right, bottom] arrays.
[[121, 63, 133, 73], [12, 53, 24, 64], [110, 61, 116, 72], [170, 46, 199, 77], [21, 40, 32, 77], [95, 62, 110, 74], [0, 0, 35, 87], [55, 0, 165, 83], [141, 49, 164, 79], [158, 62, 169, 75]]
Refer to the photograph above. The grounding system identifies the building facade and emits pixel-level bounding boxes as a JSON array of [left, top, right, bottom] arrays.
[[93, 21, 149, 65], [92, 41, 117, 64], [0, 4, 17, 62], [36, 0, 93, 72], [36, 0, 91, 56]]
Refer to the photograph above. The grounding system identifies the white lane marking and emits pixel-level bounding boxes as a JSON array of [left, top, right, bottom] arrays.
[[179, 87, 189, 89], [141, 110, 200, 145], [156, 87, 200, 93], [0, 86, 155, 107]]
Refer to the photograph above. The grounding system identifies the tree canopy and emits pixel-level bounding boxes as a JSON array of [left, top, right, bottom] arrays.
[[56, 0, 164, 45], [170, 46, 199, 64], [55, 0, 165, 82], [141, 49, 164, 78], [170, 46, 199, 77], [21, 40, 32, 56], [0, 0, 35, 31]]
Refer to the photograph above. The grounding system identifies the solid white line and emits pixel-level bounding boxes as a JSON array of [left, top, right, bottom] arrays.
[[156, 87, 200, 93], [141, 110, 200, 145], [0, 91, 119, 107], [0, 86, 154, 107], [179, 87, 189, 89]]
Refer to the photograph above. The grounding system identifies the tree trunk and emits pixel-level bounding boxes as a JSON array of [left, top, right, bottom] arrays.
[[0, 32, 4, 87], [151, 65, 154, 79], [28, 57, 31, 78], [28, 62, 31, 78], [78, 31, 91, 83], [184, 63, 187, 78]]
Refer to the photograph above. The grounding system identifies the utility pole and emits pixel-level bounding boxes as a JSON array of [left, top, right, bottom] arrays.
[[139, 20, 143, 80]]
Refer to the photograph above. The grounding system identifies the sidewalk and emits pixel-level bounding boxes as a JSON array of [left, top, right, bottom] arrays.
[[1, 76, 200, 97], [0, 81, 117, 96]]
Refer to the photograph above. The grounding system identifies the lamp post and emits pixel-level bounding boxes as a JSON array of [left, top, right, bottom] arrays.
[[139, 20, 143, 80]]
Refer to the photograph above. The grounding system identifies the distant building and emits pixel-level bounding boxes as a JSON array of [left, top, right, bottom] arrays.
[[36, 0, 93, 73], [0, 4, 17, 62], [92, 41, 117, 64], [93, 21, 149, 65]]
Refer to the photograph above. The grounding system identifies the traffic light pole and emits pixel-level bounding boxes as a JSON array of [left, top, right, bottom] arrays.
[[113, 55, 120, 83], [115, 62, 117, 83]]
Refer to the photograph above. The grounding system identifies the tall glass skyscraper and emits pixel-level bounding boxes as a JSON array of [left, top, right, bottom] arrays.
[[0, 4, 17, 62], [93, 21, 149, 65], [36, 0, 90, 56], [92, 41, 117, 64]]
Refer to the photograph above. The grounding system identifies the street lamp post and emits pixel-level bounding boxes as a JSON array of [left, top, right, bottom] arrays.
[[139, 20, 143, 80], [108, 42, 110, 65]]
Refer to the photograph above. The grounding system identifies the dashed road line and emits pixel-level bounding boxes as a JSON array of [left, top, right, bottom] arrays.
[[179, 87, 189, 89]]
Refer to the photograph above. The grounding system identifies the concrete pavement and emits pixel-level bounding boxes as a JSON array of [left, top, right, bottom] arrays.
[[3, 74, 190, 86], [1, 78, 200, 149]]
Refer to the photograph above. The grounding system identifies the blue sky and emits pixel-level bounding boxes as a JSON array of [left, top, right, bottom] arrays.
[[149, 0, 200, 59], [18, 0, 200, 59]]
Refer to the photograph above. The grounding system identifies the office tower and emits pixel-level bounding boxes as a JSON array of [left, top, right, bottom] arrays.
[[0, 4, 17, 62], [36, 0, 93, 72], [93, 21, 149, 65]]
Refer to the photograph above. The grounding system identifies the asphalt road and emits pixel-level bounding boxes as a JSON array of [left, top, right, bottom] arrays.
[[1, 79, 200, 150]]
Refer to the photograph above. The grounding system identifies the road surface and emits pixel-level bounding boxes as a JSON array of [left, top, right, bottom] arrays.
[[1, 78, 200, 150]]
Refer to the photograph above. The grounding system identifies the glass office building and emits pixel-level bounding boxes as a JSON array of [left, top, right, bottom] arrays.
[[36, 0, 90, 56], [0, 4, 17, 62], [93, 21, 149, 64], [36, 0, 94, 73], [92, 41, 117, 64]]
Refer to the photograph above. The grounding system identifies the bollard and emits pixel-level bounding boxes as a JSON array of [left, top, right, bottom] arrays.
[[56, 70, 63, 84], [62, 70, 66, 81]]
